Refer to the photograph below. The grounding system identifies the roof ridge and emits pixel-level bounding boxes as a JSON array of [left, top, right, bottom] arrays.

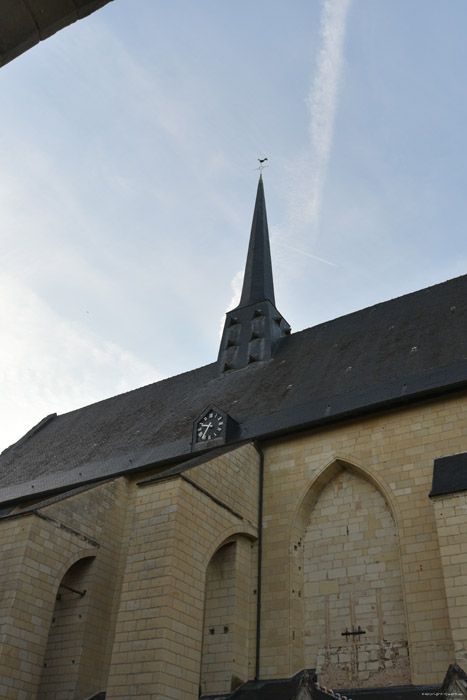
[[295, 272, 467, 337]]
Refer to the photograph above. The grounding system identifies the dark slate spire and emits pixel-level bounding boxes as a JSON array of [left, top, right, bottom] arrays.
[[217, 175, 290, 374], [238, 174, 275, 307]]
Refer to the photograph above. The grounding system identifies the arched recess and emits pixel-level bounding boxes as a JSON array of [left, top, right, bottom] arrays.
[[200, 534, 255, 696], [202, 525, 257, 569], [38, 554, 104, 700], [290, 458, 409, 689]]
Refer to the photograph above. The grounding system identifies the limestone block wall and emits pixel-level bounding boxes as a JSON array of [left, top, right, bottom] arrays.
[[106, 444, 259, 700], [38, 556, 96, 699], [260, 392, 467, 686], [302, 469, 409, 688], [202, 542, 237, 693], [188, 443, 260, 526], [3, 395, 465, 698], [232, 535, 256, 689], [0, 515, 36, 697], [0, 477, 129, 700], [433, 491, 467, 667], [200, 537, 253, 694]]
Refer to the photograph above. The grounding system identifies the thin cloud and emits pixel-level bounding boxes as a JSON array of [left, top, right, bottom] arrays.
[[0, 276, 160, 451], [219, 270, 243, 339], [307, 0, 352, 230], [286, 0, 352, 238], [308, 0, 352, 168]]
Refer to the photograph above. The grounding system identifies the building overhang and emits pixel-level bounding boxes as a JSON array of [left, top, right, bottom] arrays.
[[0, 0, 114, 68]]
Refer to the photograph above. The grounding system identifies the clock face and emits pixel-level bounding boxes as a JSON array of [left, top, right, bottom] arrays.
[[197, 411, 224, 442]]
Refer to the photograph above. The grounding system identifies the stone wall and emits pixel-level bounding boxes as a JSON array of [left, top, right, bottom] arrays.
[[303, 469, 409, 688], [1, 394, 467, 698], [0, 477, 129, 700], [200, 539, 253, 695], [202, 542, 237, 694], [433, 491, 467, 668], [106, 443, 259, 699], [261, 392, 467, 685]]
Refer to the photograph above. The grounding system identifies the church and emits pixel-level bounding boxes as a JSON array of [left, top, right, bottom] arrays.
[[1, 175, 467, 700]]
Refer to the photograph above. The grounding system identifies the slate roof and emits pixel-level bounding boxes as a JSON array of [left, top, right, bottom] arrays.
[[2, 272, 467, 506], [199, 671, 441, 700], [336, 685, 442, 700], [201, 670, 314, 700]]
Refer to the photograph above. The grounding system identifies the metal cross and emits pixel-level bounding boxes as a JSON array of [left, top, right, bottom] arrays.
[[341, 625, 366, 638]]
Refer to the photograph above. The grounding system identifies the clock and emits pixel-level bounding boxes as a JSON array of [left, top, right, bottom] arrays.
[[196, 410, 224, 442], [192, 405, 238, 450]]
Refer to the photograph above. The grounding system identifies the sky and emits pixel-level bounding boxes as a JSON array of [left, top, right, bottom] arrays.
[[1, 0, 467, 451]]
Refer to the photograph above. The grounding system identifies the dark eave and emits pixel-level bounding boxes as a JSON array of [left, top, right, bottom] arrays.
[[0, 0, 114, 68]]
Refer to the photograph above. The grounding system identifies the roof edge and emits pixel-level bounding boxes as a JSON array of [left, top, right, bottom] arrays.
[[2, 360, 467, 508]]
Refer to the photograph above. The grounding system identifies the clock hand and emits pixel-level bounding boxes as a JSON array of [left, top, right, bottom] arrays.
[[201, 422, 212, 439]]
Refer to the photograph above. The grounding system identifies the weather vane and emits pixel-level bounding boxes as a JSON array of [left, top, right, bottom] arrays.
[[255, 157, 269, 174]]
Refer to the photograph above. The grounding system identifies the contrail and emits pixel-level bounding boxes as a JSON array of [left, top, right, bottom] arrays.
[[309, 0, 352, 165], [224, 1, 349, 332], [275, 241, 338, 267], [306, 0, 352, 228], [288, 0, 352, 237]]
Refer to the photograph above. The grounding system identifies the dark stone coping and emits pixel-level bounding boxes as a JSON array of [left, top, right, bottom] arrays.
[[336, 685, 442, 700], [430, 452, 467, 497]]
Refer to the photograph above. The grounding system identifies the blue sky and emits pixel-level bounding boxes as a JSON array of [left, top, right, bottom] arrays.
[[1, 0, 467, 451]]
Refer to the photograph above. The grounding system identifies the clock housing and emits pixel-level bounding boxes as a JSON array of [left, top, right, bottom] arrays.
[[192, 405, 238, 450]]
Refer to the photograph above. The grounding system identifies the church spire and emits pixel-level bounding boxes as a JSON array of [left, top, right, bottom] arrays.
[[238, 174, 275, 307], [217, 175, 290, 374]]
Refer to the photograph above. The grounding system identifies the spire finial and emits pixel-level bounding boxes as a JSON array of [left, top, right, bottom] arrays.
[[255, 157, 268, 181]]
